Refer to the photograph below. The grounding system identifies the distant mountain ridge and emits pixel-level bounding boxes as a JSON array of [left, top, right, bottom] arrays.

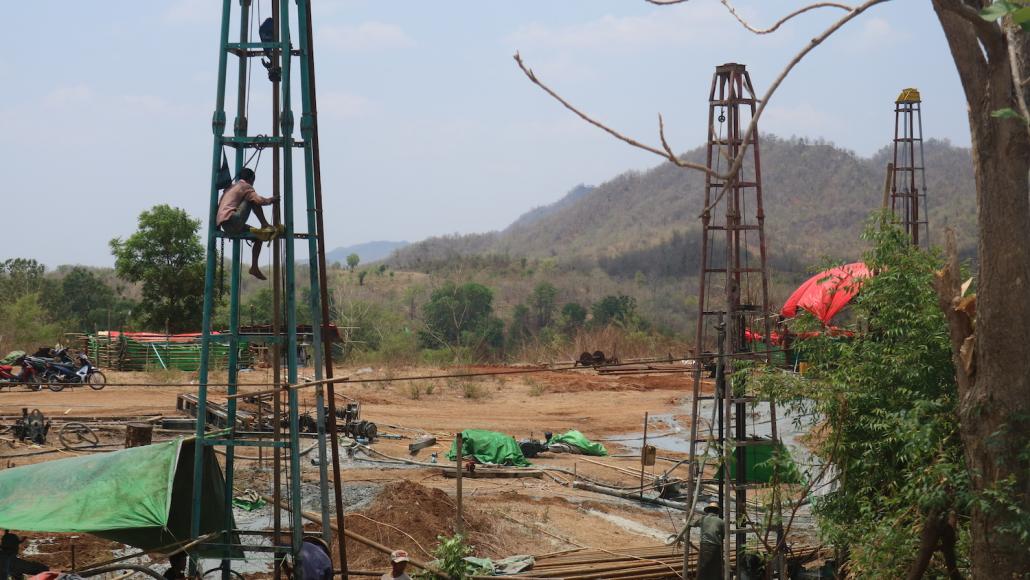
[[390, 135, 976, 272], [326, 240, 409, 266]]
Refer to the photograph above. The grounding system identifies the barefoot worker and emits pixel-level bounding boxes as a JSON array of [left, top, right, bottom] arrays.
[[216, 167, 278, 280]]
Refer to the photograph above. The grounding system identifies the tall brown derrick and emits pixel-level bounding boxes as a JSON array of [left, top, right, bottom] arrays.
[[683, 63, 782, 577]]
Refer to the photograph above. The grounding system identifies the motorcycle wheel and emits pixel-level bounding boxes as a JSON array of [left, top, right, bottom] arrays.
[[88, 371, 106, 390], [46, 374, 65, 392]]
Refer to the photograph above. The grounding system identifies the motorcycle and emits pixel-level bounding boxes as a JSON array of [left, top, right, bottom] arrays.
[[41, 350, 106, 392], [4, 356, 48, 390]]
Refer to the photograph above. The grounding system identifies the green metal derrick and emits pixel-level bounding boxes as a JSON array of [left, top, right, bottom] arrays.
[[189, 1, 347, 578]]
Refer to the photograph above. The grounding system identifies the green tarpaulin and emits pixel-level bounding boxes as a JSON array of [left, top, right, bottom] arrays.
[[0, 438, 235, 553], [0, 351, 24, 365], [724, 441, 803, 484], [446, 429, 530, 467], [549, 430, 608, 456]]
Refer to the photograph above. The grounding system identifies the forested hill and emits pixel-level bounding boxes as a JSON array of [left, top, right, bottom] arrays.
[[390, 135, 976, 273]]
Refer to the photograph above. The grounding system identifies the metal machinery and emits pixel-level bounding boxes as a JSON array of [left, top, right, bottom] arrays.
[[890, 88, 929, 248], [683, 63, 784, 576], [190, 1, 349, 578]]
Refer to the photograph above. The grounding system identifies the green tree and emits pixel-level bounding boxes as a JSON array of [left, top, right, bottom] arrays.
[[590, 295, 636, 327], [54, 267, 116, 332], [244, 287, 274, 325], [530, 281, 558, 330], [110, 205, 205, 333], [418, 281, 503, 353], [508, 303, 533, 346], [0, 258, 47, 304], [0, 293, 62, 353], [752, 219, 970, 578], [557, 302, 587, 336], [346, 253, 360, 271]]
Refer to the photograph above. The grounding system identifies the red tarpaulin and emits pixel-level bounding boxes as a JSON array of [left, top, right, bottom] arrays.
[[780, 262, 871, 324]]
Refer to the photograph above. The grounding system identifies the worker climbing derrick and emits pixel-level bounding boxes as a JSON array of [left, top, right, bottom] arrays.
[[215, 167, 280, 280]]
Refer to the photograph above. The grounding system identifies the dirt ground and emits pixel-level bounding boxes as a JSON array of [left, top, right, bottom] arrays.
[[1, 364, 709, 577]]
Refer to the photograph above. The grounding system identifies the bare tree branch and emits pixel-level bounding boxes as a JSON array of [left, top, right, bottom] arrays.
[[514, 0, 891, 220], [700, 0, 891, 217], [645, 0, 852, 35], [513, 51, 719, 176]]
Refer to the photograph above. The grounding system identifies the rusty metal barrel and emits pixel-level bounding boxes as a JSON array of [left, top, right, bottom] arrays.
[[124, 422, 154, 448]]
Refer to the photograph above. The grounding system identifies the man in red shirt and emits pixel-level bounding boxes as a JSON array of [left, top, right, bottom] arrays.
[[217, 168, 277, 280]]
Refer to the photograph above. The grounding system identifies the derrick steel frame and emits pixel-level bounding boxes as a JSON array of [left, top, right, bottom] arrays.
[[189, 1, 348, 578]]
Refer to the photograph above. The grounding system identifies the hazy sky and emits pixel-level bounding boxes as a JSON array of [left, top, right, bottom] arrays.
[[2, 1, 969, 268]]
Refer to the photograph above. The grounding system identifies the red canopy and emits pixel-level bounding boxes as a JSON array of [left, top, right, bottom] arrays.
[[780, 262, 871, 324]]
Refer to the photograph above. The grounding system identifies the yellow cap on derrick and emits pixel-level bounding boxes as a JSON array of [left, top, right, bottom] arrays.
[[896, 88, 921, 104]]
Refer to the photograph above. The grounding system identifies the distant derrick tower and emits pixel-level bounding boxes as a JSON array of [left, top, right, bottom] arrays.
[[890, 88, 929, 247], [683, 63, 782, 574]]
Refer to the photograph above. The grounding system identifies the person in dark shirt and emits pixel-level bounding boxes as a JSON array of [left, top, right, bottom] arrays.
[[1, 531, 46, 580], [163, 552, 187, 580]]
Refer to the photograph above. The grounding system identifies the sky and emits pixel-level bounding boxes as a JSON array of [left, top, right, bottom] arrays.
[[1, 0, 970, 268]]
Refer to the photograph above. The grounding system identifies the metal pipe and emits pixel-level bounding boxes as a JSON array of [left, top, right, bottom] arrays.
[[456, 431, 464, 536]]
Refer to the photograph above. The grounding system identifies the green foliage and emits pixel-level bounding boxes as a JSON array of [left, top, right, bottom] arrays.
[[590, 294, 637, 328], [110, 205, 205, 333], [346, 253, 360, 270], [979, 0, 1030, 30], [558, 302, 587, 335], [530, 281, 558, 328], [416, 534, 475, 580], [508, 303, 533, 345], [0, 293, 62, 353], [750, 216, 969, 577], [0, 259, 47, 303], [357, 270, 367, 286], [53, 267, 118, 332], [418, 282, 504, 354]]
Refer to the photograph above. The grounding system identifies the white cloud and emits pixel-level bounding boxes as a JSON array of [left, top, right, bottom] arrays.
[[506, 4, 733, 52], [43, 85, 94, 108], [318, 22, 414, 52], [318, 91, 375, 119], [840, 16, 907, 53], [163, 0, 218, 25]]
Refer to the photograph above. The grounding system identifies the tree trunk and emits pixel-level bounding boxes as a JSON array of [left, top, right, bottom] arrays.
[[932, 2, 1030, 577]]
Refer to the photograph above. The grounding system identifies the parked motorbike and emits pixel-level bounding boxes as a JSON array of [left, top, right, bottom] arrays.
[[41, 350, 106, 392], [15, 356, 49, 390]]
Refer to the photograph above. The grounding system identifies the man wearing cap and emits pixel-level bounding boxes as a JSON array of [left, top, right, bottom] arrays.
[[692, 502, 725, 580], [381, 550, 410, 580]]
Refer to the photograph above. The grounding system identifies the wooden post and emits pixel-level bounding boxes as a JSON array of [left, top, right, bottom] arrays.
[[455, 432, 464, 536], [71, 543, 76, 571], [882, 162, 895, 210], [124, 423, 153, 448], [640, 412, 649, 501]]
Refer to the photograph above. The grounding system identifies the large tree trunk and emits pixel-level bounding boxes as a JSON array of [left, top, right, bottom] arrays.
[[932, 2, 1030, 577]]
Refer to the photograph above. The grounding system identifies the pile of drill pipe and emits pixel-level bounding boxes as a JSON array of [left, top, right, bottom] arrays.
[[504, 544, 823, 579]]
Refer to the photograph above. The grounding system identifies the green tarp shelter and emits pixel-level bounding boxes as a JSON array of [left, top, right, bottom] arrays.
[[724, 441, 803, 484], [549, 430, 608, 456], [446, 429, 530, 467], [0, 438, 235, 553]]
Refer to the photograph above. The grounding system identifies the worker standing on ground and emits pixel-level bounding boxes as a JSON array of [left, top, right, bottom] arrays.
[[297, 538, 332, 580], [1, 530, 46, 580], [693, 502, 725, 580], [380, 550, 411, 580], [216, 167, 278, 280]]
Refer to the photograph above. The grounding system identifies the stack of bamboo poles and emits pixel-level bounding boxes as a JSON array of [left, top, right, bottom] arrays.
[[504, 544, 823, 579]]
